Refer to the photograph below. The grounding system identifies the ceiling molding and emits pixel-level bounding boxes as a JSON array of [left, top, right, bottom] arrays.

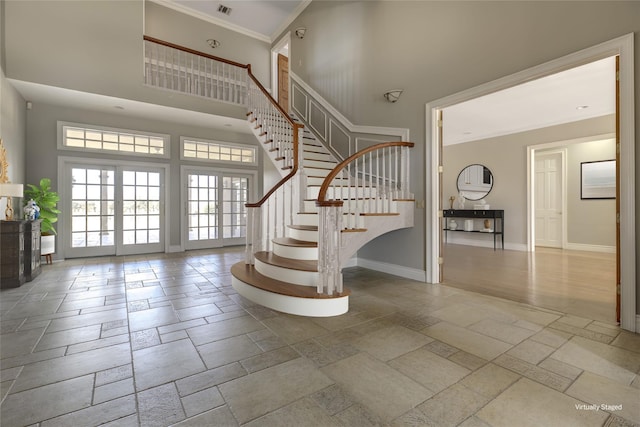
[[270, 0, 312, 42], [150, 0, 271, 43]]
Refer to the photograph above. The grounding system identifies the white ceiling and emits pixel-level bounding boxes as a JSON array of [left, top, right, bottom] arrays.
[[443, 56, 616, 146]]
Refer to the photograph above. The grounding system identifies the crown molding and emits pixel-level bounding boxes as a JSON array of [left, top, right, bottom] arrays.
[[151, 0, 271, 43], [270, 0, 312, 42]]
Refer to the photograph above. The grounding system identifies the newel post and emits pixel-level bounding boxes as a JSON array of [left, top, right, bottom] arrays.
[[316, 200, 343, 296]]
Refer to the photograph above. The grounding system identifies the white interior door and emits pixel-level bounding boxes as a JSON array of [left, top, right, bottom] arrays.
[[535, 151, 564, 248], [65, 163, 165, 257], [184, 168, 250, 250]]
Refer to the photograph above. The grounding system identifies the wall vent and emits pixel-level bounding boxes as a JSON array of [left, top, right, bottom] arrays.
[[217, 4, 232, 15]]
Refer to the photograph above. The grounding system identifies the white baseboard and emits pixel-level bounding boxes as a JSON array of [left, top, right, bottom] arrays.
[[445, 237, 527, 252], [635, 315, 640, 333], [356, 257, 427, 282], [168, 245, 183, 253], [565, 243, 616, 253], [343, 257, 358, 268]]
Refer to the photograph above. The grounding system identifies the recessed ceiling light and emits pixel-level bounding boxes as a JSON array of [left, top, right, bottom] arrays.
[[576, 105, 589, 110]]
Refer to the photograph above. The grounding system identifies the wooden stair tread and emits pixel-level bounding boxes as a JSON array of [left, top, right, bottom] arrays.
[[288, 225, 318, 231], [360, 213, 400, 216], [231, 263, 350, 299], [272, 237, 317, 248], [255, 251, 317, 272]]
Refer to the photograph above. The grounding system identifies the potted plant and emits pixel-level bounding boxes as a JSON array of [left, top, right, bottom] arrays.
[[24, 178, 60, 260]]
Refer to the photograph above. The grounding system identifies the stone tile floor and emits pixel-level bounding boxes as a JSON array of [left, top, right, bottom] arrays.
[[1, 247, 639, 426]]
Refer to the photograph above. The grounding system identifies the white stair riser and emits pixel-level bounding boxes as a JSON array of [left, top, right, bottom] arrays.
[[232, 278, 348, 317], [273, 241, 318, 260], [289, 228, 318, 242], [295, 213, 319, 226], [304, 151, 334, 161], [255, 258, 319, 286], [307, 186, 378, 200], [306, 176, 350, 186], [304, 159, 337, 169], [294, 212, 364, 229]]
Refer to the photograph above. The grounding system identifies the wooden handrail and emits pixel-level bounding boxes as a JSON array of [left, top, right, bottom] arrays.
[[144, 35, 302, 208], [144, 35, 248, 69], [316, 141, 414, 205]]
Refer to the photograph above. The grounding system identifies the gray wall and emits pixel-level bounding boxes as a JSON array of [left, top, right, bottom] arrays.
[[25, 102, 259, 253], [565, 139, 616, 247], [3, 0, 271, 120], [279, 1, 640, 274], [0, 67, 27, 215], [443, 116, 615, 249]]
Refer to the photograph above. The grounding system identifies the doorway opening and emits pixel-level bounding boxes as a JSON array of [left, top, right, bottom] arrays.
[[426, 34, 635, 331], [271, 32, 291, 113]]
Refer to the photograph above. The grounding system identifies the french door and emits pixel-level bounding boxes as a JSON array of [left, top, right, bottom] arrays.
[[183, 168, 251, 250], [64, 162, 165, 258]]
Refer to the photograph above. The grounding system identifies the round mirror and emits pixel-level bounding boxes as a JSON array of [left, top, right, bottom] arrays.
[[456, 164, 493, 201]]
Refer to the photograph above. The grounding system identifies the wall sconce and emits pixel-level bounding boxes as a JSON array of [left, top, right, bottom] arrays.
[[0, 183, 24, 221], [206, 39, 221, 49], [295, 27, 307, 39], [383, 89, 404, 103]]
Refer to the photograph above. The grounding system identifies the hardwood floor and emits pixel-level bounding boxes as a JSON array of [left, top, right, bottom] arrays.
[[442, 244, 617, 324]]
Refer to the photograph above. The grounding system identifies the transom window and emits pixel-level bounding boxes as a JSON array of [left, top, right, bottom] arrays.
[[181, 137, 256, 165], [59, 122, 169, 158]]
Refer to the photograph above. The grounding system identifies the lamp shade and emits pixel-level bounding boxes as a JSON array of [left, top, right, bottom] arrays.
[[0, 183, 24, 197]]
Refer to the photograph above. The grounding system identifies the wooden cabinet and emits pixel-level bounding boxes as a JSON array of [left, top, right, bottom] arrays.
[[0, 220, 41, 287], [24, 220, 41, 281], [1, 221, 26, 288]]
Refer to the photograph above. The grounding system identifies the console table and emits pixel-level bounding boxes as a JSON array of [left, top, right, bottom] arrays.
[[443, 209, 504, 250]]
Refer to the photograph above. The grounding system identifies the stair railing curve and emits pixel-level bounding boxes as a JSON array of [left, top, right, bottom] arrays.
[[316, 141, 414, 295]]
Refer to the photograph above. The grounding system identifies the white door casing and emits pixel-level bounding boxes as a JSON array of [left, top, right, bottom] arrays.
[[534, 150, 565, 248]]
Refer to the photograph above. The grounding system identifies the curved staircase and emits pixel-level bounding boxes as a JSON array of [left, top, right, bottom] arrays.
[[231, 108, 414, 317]]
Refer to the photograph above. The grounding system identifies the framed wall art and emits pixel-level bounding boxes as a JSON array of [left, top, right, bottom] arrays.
[[580, 159, 616, 199]]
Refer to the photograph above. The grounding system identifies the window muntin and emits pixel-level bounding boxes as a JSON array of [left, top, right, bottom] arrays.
[[181, 138, 256, 165], [60, 123, 169, 158]]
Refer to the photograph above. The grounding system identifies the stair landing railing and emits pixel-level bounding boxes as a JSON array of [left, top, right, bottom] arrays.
[[316, 141, 414, 295], [143, 36, 304, 267]]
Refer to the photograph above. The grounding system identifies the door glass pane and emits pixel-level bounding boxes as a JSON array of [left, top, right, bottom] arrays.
[[222, 176, 248, 239], [122, 170, 161, 245], [187, 174, 218, 241], [70, 167, 115, 248]]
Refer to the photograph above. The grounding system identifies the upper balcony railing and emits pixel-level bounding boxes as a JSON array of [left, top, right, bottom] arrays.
[[144, 36, 249, 105]]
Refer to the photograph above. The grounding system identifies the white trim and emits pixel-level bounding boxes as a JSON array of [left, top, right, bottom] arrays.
[[357, 257, 427, 282], [292, 84, 308, 121], [168, 245, 182, 253], [150, 0, 271, 43], [180, 136, 258, 166], [291, 73, 410, 141], [58, 156, 171, 257], [527, 134, 616, 253], [564, 243, 616, 253], [308, 99, 327, 140], [427, 33, 635, 332], [271, 32, 292, 109], [636, 315, 640, 333], [328, 118, 351, 158], [58, 121, 170, 159], [529, 148, 567, 251], [180, 164, 258, 252], [269, 1, 313, 42]]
